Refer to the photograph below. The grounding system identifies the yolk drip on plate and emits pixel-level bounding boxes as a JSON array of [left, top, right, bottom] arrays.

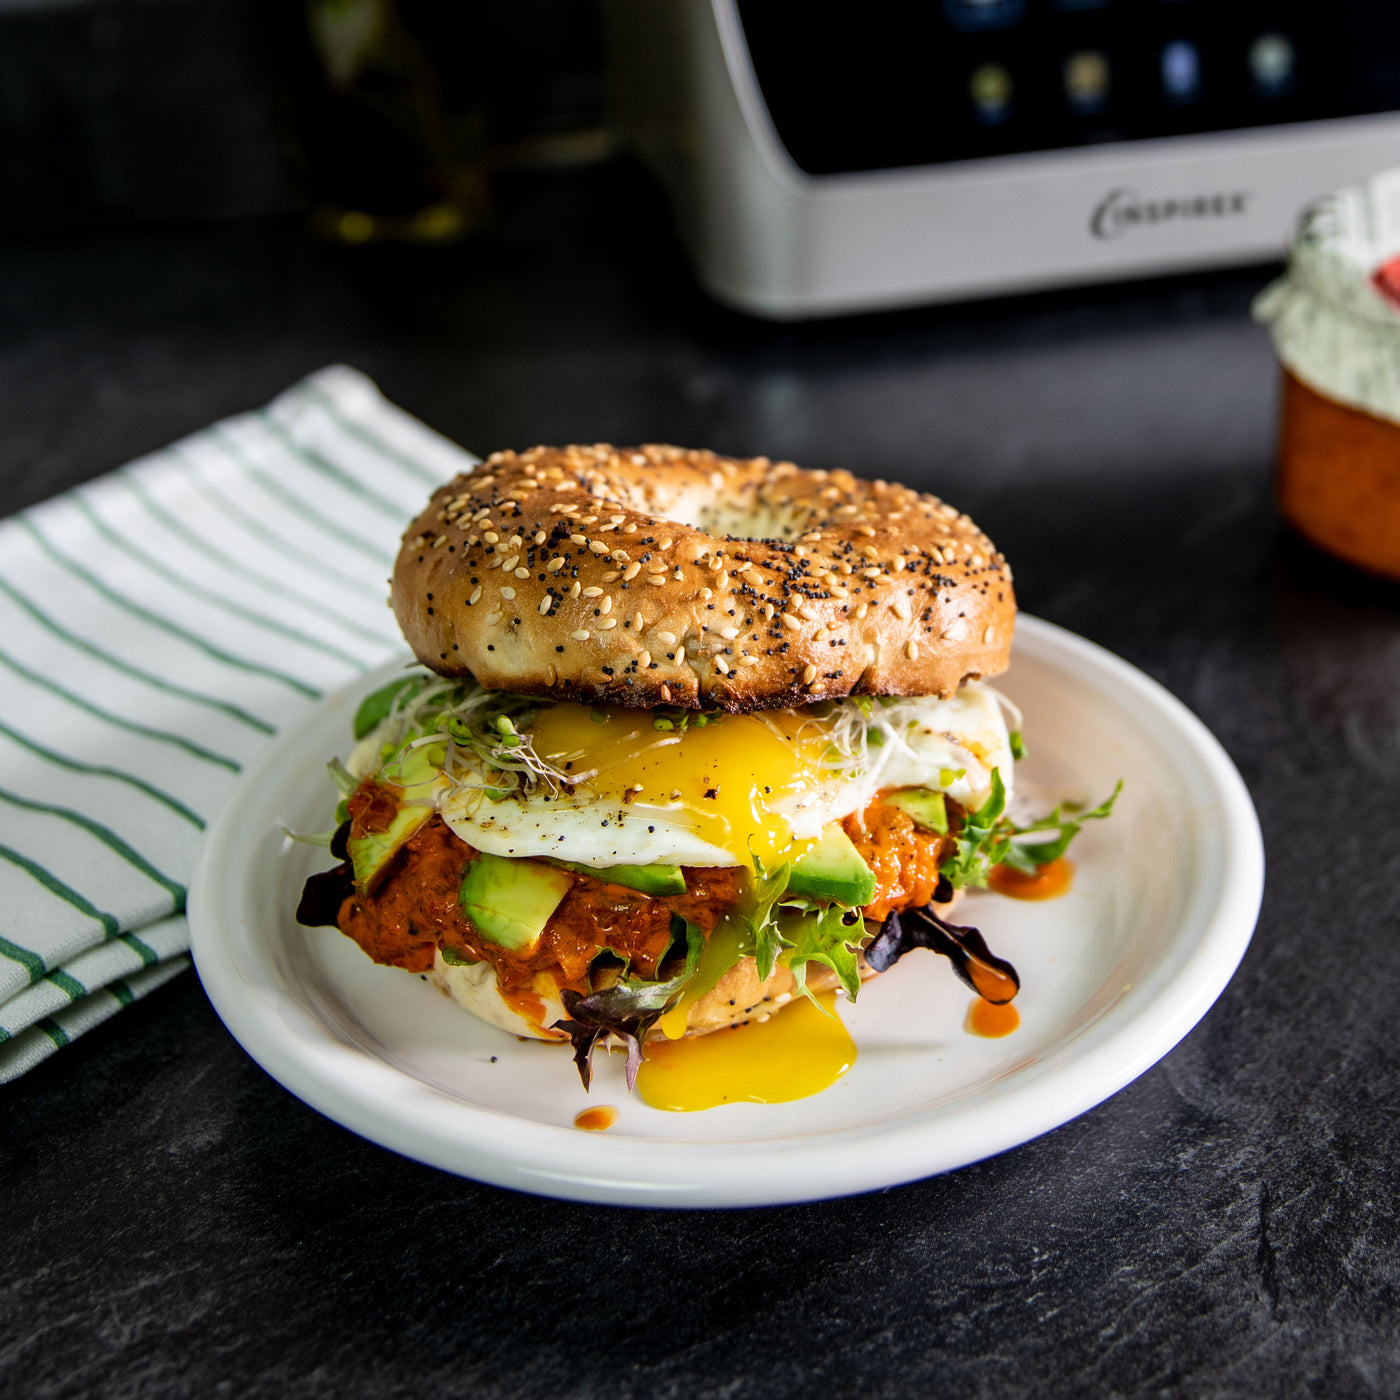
[[635, 993, 855, 1111], [527, 704, 822, 869]]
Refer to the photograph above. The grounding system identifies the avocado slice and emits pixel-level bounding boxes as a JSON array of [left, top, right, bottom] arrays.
[[786, 824, 876, 907], [346, 744, 444, 891], [555, 861, 687, 896], [885, 787, 949, 835], [459, 853, 574, 951]]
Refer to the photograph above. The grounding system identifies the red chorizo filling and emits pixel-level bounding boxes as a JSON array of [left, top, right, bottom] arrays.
[[330, 797, 955, 993]]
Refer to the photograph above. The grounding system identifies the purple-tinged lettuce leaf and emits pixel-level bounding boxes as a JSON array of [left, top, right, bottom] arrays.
[[865, 903, 1020, 1004], [552, 917, 703, 1090]]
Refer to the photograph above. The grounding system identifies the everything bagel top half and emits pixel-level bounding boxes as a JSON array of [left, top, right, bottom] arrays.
[[393, 443, 1014, 710], [300, 444, 1027, 1076]]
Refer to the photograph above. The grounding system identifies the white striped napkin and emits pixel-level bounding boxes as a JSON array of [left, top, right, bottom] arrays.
[[0, 366, 473, 1083]]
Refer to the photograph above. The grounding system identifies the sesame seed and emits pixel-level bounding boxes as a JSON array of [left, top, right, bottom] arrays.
[[508, 535, 522, 550], [601, 570, 621, 582], [781, 613, 802, 631], [763, 603, 775, 620], [482, 531, 499, 544], [534, 532, 546, 545], [803, 664, 817, 684], [589, 541, 611, 555], [814, 626, 830, 643], [893, 557, 906, 573], [715, 656, 730, 674], [646, 574, 666, 586], [941, 624, 962, 640], [708, 556, 723, 571], [906, 640, 919, 660], [570, 533, 587, 546], [862, 567, 882, 579], [582, 586, 604, 598], [539, 596, 553, 614], [500, 587, 516, 600], [486, 610, 503, 626], [633, 611, 644, 631], [547, 556, 565, 572], [502, 555, 520, 571], [983, 627, 995, 644], [660, 684, 671, 701], [892, 598, 911, 620], [571, 629, 591, 641], [468, 585, 482, 605], [601, 596, 614, 615], [597, 618, 618, 630], [719, 626, 739, 639], [570, 581, 582, 597], [639, 650, 651, 667], [742, 568, 763, 587], [655, 630, 678, 645], [623, 562, 641, 581], [741, 655, 760, 667]]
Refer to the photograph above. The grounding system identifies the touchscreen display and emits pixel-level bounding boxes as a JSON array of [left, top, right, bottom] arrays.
[[736, 1, 1400, 175]]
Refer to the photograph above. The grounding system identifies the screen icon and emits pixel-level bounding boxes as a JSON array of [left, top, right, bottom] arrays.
[[969, 63, 1014, 124], [1160, 40, 1201, 104], [1249, 32, 1295, 95], [1064, 51, 1111, 114], [943, 0, 1026, 33]]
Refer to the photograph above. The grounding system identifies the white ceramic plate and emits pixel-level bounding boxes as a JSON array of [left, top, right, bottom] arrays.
[[189, 616, 1263, 1208]]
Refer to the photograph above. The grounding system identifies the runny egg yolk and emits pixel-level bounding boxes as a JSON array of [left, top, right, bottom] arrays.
[[635, 993, 856, 1111], [526, 704, 822, 869]]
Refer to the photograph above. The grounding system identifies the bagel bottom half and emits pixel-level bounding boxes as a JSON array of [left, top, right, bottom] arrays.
[[426, 889, 962, 1044]]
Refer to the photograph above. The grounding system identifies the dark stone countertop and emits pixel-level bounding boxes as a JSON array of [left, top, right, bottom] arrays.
[[5, 161, 1399, 1400]]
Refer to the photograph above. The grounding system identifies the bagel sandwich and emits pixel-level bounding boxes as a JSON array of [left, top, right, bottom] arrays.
[[297, 445, 1116, 1089]]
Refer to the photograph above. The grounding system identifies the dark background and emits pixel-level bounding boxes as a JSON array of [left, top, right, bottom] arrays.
[[5, 4, 1400, 1398]]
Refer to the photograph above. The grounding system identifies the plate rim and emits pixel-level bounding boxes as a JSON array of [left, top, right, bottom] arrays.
[[189, 614, 1265, 1208]]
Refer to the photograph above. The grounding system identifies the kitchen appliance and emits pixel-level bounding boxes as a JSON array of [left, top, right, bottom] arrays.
[[606, 0, 1400, 318]]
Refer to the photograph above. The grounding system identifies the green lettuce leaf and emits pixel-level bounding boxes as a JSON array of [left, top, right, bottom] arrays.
[[779, 903, 864, 1002], [942, 771, 1122, 888], [747, 857, 793, 981]]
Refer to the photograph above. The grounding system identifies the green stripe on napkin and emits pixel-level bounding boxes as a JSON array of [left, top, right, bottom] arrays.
[[0, 366, 474, 1084]]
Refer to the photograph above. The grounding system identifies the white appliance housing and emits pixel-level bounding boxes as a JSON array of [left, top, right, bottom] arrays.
[[606, 0, 1400, 319]]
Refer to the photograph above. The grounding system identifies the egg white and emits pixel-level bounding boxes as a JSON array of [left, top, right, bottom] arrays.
[[436, 682, 1013, 869]]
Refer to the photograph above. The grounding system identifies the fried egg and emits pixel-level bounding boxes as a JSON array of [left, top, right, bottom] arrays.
[[437, 683, 1013, 870]]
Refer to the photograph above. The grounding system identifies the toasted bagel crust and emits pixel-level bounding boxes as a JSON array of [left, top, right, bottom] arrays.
[[427, 890, 961, 1043], [393, 444, 1015, 711]]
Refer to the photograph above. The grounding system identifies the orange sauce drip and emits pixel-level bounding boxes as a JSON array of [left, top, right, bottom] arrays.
[[573, 1106, 619, 1132], [966, 959, 1019, 1004], [965, 997, 1021, 1038], [636, 993, 855, 1111], [989, 856, 1074, 901]]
